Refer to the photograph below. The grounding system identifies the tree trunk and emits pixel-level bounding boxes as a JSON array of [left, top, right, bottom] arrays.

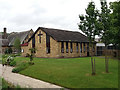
[[105, 44, 109, 73], [90, 43, 96, 75], [94, 58, 96, 74], [91, 57, 94, 75]]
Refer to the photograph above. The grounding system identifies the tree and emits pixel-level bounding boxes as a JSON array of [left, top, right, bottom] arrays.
[[78, 1, 101, 75], [99, 0, 111, 73], [110, 1, 120, 60], [8, 47, 12, 54], [28, 48, 36, 65], [14, 38, 21, 53]]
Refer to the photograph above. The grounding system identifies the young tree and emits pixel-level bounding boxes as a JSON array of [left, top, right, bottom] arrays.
[[14, 38, 21, 53], [110, 1, 120, 60], [78, 1, 101, 75], [99, 0, 111, 73], [28, 48, 36, 65]]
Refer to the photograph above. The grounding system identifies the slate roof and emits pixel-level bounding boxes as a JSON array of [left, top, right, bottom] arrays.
[[1, 30, 33, 46], [28, 27, 89, 43], [8, 30, 31, 46]]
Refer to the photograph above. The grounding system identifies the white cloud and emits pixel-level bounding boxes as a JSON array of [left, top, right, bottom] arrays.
[[0, 0, 117, 33]]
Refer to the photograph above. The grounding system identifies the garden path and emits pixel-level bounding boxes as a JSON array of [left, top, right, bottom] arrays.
[[0, 64, 62, 89]]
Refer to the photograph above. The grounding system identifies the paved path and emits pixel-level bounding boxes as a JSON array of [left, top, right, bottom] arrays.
[[0, 64, 62, 89]]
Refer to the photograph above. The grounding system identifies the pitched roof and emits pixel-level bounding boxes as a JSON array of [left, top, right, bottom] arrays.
[[28, 27, 89, 43], [8, 30, 32, 46]]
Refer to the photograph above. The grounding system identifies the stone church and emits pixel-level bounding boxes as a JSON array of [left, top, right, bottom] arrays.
[[21, 27, 96, 58]]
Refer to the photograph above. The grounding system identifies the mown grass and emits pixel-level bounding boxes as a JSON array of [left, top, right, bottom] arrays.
[[14, 57, 119, 88]]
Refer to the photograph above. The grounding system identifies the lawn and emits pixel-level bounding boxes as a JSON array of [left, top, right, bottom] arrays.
[[14, 56, 119, 88]]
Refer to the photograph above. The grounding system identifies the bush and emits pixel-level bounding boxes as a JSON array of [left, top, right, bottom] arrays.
[[2, 55, 8, 65], [12, 62, 29, 73], [11, 54, 16, 57], [4, 47, 12, 54], [15, 53, 21, 57], [8, 47, 13, 54], [2, 55, 15, 66], [10, 60, 16, 66]]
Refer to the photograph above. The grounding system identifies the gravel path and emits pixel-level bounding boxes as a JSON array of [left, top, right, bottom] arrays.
[[0, 64, 62, 89]]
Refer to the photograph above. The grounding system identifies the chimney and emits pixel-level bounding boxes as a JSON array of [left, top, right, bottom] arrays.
[[3, 27, 7, 39]]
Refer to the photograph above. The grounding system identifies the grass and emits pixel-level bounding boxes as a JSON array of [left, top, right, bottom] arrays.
[[1, 77, 31, 90], [14, 56, 119, 88]]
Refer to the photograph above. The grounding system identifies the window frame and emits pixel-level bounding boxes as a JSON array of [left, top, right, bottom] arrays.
[[76, 42, 79, 53], [46, 34, 50, 54], [70, 42, 73, 53], [84, 43, 86, 53], [80, 43, 82, 53], [61, 42, 64, 53], [66, 42, 69, 53]]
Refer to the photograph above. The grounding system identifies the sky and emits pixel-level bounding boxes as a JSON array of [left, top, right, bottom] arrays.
[[0, 0, 117, 33]]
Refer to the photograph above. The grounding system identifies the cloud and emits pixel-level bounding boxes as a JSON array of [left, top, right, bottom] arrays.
[[0, 0, 117, 33]]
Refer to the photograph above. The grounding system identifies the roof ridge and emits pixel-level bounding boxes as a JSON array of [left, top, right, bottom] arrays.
[[10, 29, 32, 34], [39, 27, 80, 33]]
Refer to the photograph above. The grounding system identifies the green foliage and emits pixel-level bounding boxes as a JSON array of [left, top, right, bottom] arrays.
[[10, 60, 16, 66], [12, 62, 29, 73], [14, 37, 21, 53], [78, 1, 101, 43], [2, 78, 30, 89], [99, 0, 111, 45], [2, 55, 8, 65], [110, 1, 120, 47], [28, 48, 36, 62], [4, 47, 12, 54], [2, 78, 14, 89], [2, 55, 15, 66]]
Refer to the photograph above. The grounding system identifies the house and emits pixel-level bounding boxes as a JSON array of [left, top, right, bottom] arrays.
[[1, 28, 34, 53], [96, 43, 105, 56], [95, 38, 120, 57], [0, 28, 10, 53], [21, 27, 96, 58]]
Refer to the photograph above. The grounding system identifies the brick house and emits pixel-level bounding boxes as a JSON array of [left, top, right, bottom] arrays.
[[1, 28, 34, 53], [21, 27, 96, 58]]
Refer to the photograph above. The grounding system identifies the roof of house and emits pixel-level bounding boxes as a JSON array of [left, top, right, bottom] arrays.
[[1, 29, 33, 46], [28, 27, 89, 43], [8, 30, 32, 46]]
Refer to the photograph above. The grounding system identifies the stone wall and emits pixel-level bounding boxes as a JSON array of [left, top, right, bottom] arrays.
[[58, 42, 88, 58], [21, 39, 32, 56], [21, 28, 96, 58], [34, 29, 59, 58]]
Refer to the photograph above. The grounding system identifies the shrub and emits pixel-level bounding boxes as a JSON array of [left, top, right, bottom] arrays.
[[8, 47, 13, 54], [12, 62, 29, 73], [2, 55, 8, 65], [6, 56, 14, 65], [4, 47, 12, 54], [4, 48, 9, 54], [15, 53, 21, 57], [11, 54, 16, 57], [10, 60, 16, 66]]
